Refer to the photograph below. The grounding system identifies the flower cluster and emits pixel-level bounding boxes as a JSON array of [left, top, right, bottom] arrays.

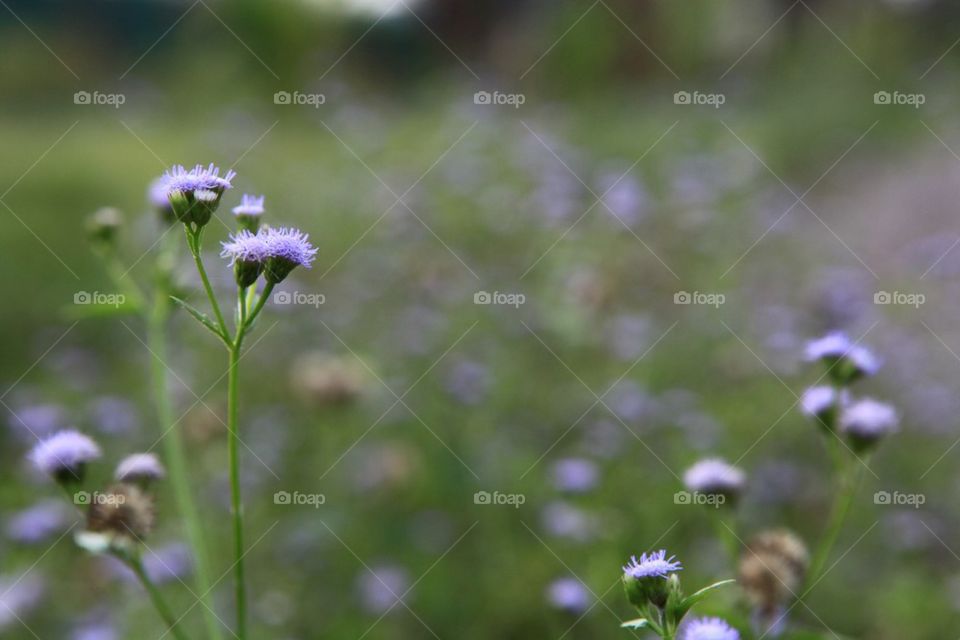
[[221, 225, 317, 286], [801, 331, 898, 453], [28, 432, 164, 555], [620, 549, 734, 636], [159, 163, 236, 227]]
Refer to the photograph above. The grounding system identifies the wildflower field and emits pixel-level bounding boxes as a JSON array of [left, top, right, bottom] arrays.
[[2, 2, 960, 639]]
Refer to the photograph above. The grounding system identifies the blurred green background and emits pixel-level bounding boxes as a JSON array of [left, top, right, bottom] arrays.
[[2, 0, 960, 638]]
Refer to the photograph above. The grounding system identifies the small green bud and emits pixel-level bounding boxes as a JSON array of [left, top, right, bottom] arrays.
[[86, 207, 123, 246], [234, 259, 264, 288]]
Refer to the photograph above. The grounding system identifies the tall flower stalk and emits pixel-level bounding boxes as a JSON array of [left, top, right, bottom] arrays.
[[88, 202, 224, 640], [162, 165, 315, 639]]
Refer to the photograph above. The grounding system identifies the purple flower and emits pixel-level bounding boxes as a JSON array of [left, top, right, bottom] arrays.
[[6, 500, 72, 543], [804, 331, 852, 361], [28, 430, 101, 482], [804, 332, 880, 382], [221, 230, 270, 265], [356, 564, 409, 614], [800, 386, 838, 419], [680, 617, 740, 640], [262, 226, 317, 283], [546, 577, 591, 613], [160, 163, 235, 226], [115, 453, 166, 484], [840, 398, 898, 451], [232, 194, 265, 217], [683, 458, 746, 498], [160, 163, 235, 197], [622, 550, 682, 579], [551, 458, 599, 493]]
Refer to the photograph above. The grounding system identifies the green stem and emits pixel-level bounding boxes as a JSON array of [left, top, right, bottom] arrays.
[[227, 339, 246, 640], [127, 554, 191, 640], [713, 514, 739, 566], [148, 290, 224, 640], [242, 281, 275, 332], [186, 226, 230, 340], [805, 463, 864, 590]]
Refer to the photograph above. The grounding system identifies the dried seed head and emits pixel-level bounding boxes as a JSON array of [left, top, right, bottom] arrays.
[[85, 483, 155, 543], [738, 529, 808, 614]]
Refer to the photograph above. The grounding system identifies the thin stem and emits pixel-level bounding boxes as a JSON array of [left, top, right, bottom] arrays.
[[148, 287, 224, 640], [713, 513, 739, 566], [227, 340, 246, 640], [805, 463, 864, 589], [242, 281, 275, 332], [127, 554, 191, 640], [186, 226, 230, 340]]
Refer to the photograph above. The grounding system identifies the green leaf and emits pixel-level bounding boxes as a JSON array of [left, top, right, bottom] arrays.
[[620, 618, 649, 629], [170, 296, 228, 342], [675, 578, 737, 618]]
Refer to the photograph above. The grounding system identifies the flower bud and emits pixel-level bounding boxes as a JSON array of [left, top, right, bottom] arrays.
[[86, 207, 123, 246]]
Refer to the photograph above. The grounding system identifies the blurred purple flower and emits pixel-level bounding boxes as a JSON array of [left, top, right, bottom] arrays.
[[550, 457, 599, 493], [680, 616, 740, 640], [546, 577, 591, 613], [87, 396, 138, 435], [6, 500, 72, 543], [541, 501, 598, 542], [356, 565, 409, 614], [28, 430, 100, 480], [443, 360, 491, 406]]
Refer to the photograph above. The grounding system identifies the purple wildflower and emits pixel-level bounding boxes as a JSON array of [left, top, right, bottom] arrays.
[[115, 453, 166, 484], [261, 226, 317, 283], [804, 332, 880, 382], [804, 331, 852, 361], [800, 386, 838, 419], [221, 230, 270, 265], [622, 550, 682, 579], [840, 398, 898, 451], [356, 564, 409, 614], [551, 458, 599, 493], [232, 194, 265, 217], [6, 500, 72, 543], [680, 617, 740, 640], [683, 458, 746, 499], [29, 430, 101, 482], [159, 163, 235, 226], [232, 194, 265, 232], [546, 577, 591, 613], [160, 163, 236, 196]]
